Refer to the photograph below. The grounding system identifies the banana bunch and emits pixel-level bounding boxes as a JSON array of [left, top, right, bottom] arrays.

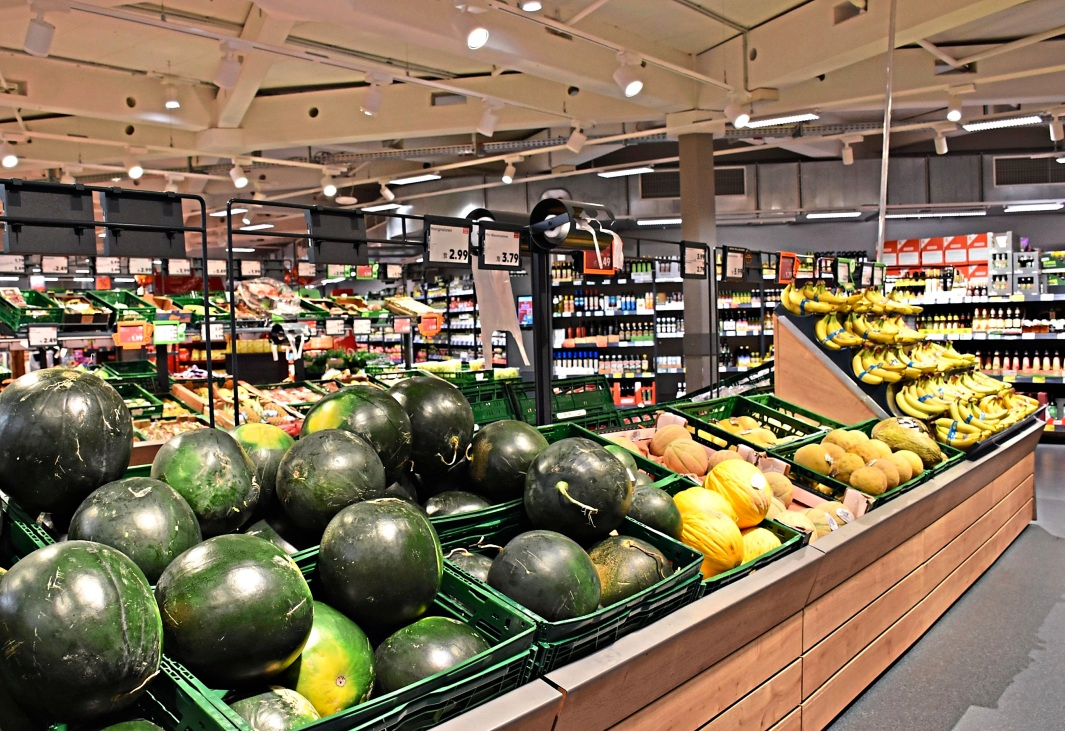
[[851, 346, 905, 385], [893, 378, 954, 418], [781, 281, 863, 317], [916, 340, 979, 371], [843, 312, 903, 344], [814, 312, 865, 350], [933, 390, 1040, 448], [862, 287, 924, 316]]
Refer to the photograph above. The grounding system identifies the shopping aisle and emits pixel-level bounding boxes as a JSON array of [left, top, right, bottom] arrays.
[[828, 443, 1065, 730]]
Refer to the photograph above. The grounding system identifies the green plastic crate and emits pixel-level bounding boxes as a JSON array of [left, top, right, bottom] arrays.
[[508, 376, 618, 425], [744, 394, 849, 431], [87, 290, 156, 323], [255, 381, 329, 414], [458, 380, 517, 427], [102, 359, 158, 388], [1, 498, 56, 561], [114, 382, 165, 418], [185, 553, 536, 731], [367, 368, 433, 388], [670, 396, 838, 452], [433, 368, 520, 386], [0, 289, 64, 331], [442, 511, 702, 675], [171, 295, 227, 323]]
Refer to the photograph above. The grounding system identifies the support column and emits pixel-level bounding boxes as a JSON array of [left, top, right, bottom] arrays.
[[679, 133, 717, 391]]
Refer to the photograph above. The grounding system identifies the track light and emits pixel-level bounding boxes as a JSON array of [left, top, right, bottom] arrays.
[[477, 99, 503, 137], [164, 84, 181, 110], [59, 168, 74, 185], [360, 74, 389, 117], [946, 94, 963, 123], [322, 174, 338, 197], [501, 158, 519, 184], [125, 153, 143, 180], [229, 163, 248, 189], [566, 124, 587, 154], [612, 52, 643, 98], [164, 176, 179, 193], [1058, 155, 1065, 165], [841, 142, 854, 166], [23, 9, 55, 58], [724, 102, 750, 129], [0, 141, 16, 169], [1050, 118, 1064, 143], [517, 1, 542, 10], [454, 7, 489, 50], [934, 132, 948, 155], [379, 183, 396, 202], [213, 45, 242, 90]]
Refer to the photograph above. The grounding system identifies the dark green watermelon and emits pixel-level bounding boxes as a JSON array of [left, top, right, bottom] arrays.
[[319, 498, 442, 630], [603, 444, 638, 480], [634, 472, 653, 487], [301, 384, 412, 482], [231, 422, 296, 515], [384, 472, 421, 505], [466, 420, 549, 502], [98, 722, 165, 731], [275, 430, 386, 533], [374, 616, 489, 694], [446, 549, 493, 583], [424, 491, 490, 517], [229, 688, 320, 731], [68, 477, 202, 583], [0, 541, 162, 723], [387, 377, 474, 481], [0, 367, 133, 520], [588, 535, 673, 606], [628, 484, 683, 540], [524, 438, 634, 542], [151, 428, 259, 537], [243, 519, 300, 555], [155, 534, 313, 686], [487, 530, 600, 621]]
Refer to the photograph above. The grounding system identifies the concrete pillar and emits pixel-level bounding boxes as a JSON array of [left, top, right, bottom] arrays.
[[679, 132, 717, 391]]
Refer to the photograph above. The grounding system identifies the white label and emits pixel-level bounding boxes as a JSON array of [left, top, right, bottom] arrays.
[[327, 264, 347, 278], [973, 333, 987, 340], [128, 257, 153, 275], [0, 255, 24, 273], [240, 260, 262, 277], [41, 256, 68, 275], [325, 318, 346, 336], [202, 322, 225, 341], [168, 259, 191, 276], [1022, 332, 1036, 340], [351, 318, 372, 335], [96, 257, 121, 275], [297, 262, 316, 277], [386, 264, 402, 279], [483, 229, 521, 268], [27, 326, 58, 347], [206, 260, 227, 276], [725, 250, 744, 279], [152, 322, 182, 345], [428, 223, 471, 264], [1042, 294, 1055, 301], [685, 247, 708, 277]]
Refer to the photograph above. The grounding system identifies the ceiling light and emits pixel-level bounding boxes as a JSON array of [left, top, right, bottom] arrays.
[[0, 276, 20, 282], [502, 160, 517, 184], [946, 94, 963, 123], [71, 277, 95, 283], [23, 10, 55, 58], [229, 163, 248, 189], [962, 115, 1042, 132], [841, 142, 854, 166], [0, 141, 18, 169], [164, 177, 179, 193], [59, 168, 75, 185], [806, 211, 862, 219], [240, 223, 275, 231], [379, 183, 396, 202], [164, 84, 181, 110], [1057, 155, 1065, 164], [566, 124, 587, 154], [598, 166, 654, 178], [213, 46, 242, 90], [636, 218, 682, 226], [745, 113, 820, 129], [1003, 202, 1064, 213], [113, 277, 138, 283], [724, 102, 749, 129], [209, 208, 248, 217], [389, 173, 441, 185], [454, 8, 489, 50], [612, 52, 644, 98], [242, 212, 253, 226], [335, 193, 358, 206], [232, 247, 256, 253], [1050, 118, 1064, 143], [125, 153, 143, 180], [934, 132, 948, 155], [363, 202, 403, 212], [885, 210, 987, 219], [322, 174, 338, 197], [360, 76, 386, 117], [477, 99, 502, 137], [517, 0, 542, 10]]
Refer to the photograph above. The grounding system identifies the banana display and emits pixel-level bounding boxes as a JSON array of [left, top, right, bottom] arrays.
[[781, 282, 923, 319]]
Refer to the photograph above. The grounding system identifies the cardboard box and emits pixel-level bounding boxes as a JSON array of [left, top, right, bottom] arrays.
[[921, 237, 945, 266], [943, 236, 970, 265], [967, 233, 990, 262], [882, 239, 900, 267]]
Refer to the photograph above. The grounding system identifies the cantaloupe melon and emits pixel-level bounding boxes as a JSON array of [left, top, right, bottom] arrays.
[[763, 472, 794, 508], [662, 441, 709, 477], [649, 425, 692, 456], [794, 443, 835, 476], [775, 510, 817, 537], [707, 449, 743, 469]]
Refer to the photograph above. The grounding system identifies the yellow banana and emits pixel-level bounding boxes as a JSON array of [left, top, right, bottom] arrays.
[[852, 349, 884, 385], [935, 417, 981, 435]]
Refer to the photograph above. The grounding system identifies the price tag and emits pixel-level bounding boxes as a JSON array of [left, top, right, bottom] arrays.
[[1022, 332, 1036, 340], [96, 257, 121, 275], [202, 322, 225, 341], [393, 317, 412, 334], [1010, 293, 1026, 302], [116, 323, 146, 348], [153, 321, 186, 345], [684, 245, 708, 279], [240, 260, 262, 277], [1042, 293, 1056, 301], [351, 319, 372, 335], [327, 264, 347, 278], [725, 250, 745, 279], [298, 262, 316, 277], [1033, 375, 1046, 384], [128, 258, 153, 275], [386, 264, 402, 279], [169, 259, 191, 276], [0, 255, 25, 273], [427, 223, 471, 264], [206, 260, 227, 277], [27, 326, 57, 347], [325, 319, 346, 336], [41, 256, 68, 275], [480, 228, 522, 270], [1003, 375, 1016, 383], [974, 332, 988, 340]]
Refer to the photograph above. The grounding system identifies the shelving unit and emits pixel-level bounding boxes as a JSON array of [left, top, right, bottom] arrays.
[[410, 276, 509, 367], [714, 250, 779, 377]]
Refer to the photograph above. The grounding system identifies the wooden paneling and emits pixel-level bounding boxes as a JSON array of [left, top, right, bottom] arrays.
[[703, 661, 802, 731], [768, 708, 802, 731]]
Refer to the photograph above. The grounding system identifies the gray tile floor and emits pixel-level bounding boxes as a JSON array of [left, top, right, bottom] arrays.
[[828, 444, 1065, 730]]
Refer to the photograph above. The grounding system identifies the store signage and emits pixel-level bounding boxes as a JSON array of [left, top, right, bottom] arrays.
[[297, 262, 316, 278], [858, 261, 875, 288], [393, 317, 412, 334], [204, 260, 227, 277], [153, 321, 186, 345], [479, 227, 522, 271], [169, 259, 192, 276], [723, 248, 746, 281], [240, 260, 262, 277], [96, 257, 121, 275], [327, 264, 347, 278], [351, 318, 372, 335], [27, 326, 58, 347], [427, 223, 471, 265], [356, 264, 377, 280], [42, 256, 69, 275], [202, 322, 225, 341], [0, 255, 25, 273], [325, 318, 346, 336], [795, 254, 816, 280], [836, 258, 856, 291], [116, 323, 147, 348], [872, 263, 886, 289], [776, 252, 798, 284], [682, 241, 708, 279], [128, 258, 153, 275], [385, 264, 402, 279]]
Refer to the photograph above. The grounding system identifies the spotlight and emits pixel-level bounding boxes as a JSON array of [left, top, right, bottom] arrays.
[[946, 94, 963, 123], [1057, 155, 1065, 164], [517, 1, 542, 10], [125, 153, 143, 180], [0, 141, 16, 169], [612, 52, 643, 98], [454, 8, 489, 50], [164, 84, 181, 110], [322, 174, 338, 197], [59, 168, 74, 185], [164, 176, 179, 193], [23, 11, 55, 58], [213, 45, 242, 90], [379, 183, 396, 202], [229, 163, 248, 189], [724, 102, 750, 129], [502, 160, 517, 184], [841, 142, 854, 166], [361, 74, 389, 117], [477, 99, 502, 137], [934, 132, 948, 155], [566, 124, 587, 154], [1051, 118, 1064, 143]]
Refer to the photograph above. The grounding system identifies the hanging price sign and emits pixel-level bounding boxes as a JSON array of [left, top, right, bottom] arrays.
[[682, 241, 708, 279], [115, 323, 148, 349], [478, 227, 522, 271], [27, 326, 58, 347], [96, 257, 121, 275], [385, 264, 402, 279], [325, 319, 346, 336], [351, 318, 372, 335], [153, 321, 186, 345], [128, 258, 153, 275], [427, 223, 471, 265], [297, 262, 316, 277], [0, 255, 25, 273], [42, 256, 69, 275], [327, 264, 347, 278], [393, 317, 412, 334], [206, 260, 227, 277], [202, 322, 225, 341], [240, 260, 262, 277], [169, 259, 191, 276], [723, 248, 746, 281]]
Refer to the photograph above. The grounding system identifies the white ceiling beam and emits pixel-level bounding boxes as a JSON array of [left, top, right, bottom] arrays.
[[215, 8, 295, 129]]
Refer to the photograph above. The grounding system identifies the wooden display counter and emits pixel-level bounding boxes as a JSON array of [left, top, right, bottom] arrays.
[[438, 420, 1042, 731]]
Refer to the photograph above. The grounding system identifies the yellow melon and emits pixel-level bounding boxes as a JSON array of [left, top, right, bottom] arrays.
[[703, 460, 771, 529], [794, 443, 836, 476], [679, 510, 744, 579], [741, 527, 782, 563], [673, 486, 738, 524]]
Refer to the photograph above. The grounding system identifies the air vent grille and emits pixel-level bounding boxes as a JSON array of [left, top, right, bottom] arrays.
[[640, 167, 746, 199], [994, 157, 1065, 186]]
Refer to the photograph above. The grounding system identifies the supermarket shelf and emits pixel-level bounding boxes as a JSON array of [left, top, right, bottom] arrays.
[[898, 292, 1065, 306], [553, 277, 658, 287], [995, 374, 1065, 385], [716, 303, 763, 310], [720, 331, 769, 338], [718, 366, 767, 373], [555, 341, 654, 349], [657, 368, 685, 374], [655, 303, 686, 311], [922, 332, 1065, 341], [554, 310, 655, 318], [657, 332, 685, 339]]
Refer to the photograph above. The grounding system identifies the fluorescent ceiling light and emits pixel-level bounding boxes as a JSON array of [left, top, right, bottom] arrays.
[[362, 203, 403, 212], [113, 277, 138, 283], [598, 166, 654, 178], [1003, 202, 1064, 213], [72, 277, 96, 283], [229, 163, 248, 189], [0, 276, 20, 282], [164, 84, 181, 110], [806, 211, 862, 219], [744, 113, 820, 129], [962, 115, 1042, 132], [75, 268, 90, 273], [724, 102, 749, 129], [42, 277, 59, 282], [231, 247, 256, 253], [389, 173, 441, 185], [886, 210, 986, 219], [636, 218, 682, 226], [209, 208, 249, 217], [0, 141, 17, 169], [23, 12, 55, 58], [240, 223, 275, 231]]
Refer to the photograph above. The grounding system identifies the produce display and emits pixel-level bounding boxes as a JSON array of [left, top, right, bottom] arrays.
[[134, 417, 204, 442], [266, 383, 326, 405]]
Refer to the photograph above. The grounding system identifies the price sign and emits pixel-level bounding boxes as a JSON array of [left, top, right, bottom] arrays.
[[872, 264, 885, 289], [385, 264, 402, 279], [240, 260, 262, 277], [1042, 293, 1056, 302], [427, 223, 471, 265], [298, 262, 316, 278], [169, 259, 191, 276], [724, 250, 745, 280], [96, 257, 121, 275], [393, 317, 412, 334], [116, 323, 147, 348], [777, 253, 798, 284], [0, 255, 25, 273], [356, 264, 377, 280], [351, 318, 372, 335], [153, 321, 186, 345], [42, 256, 68, 275], [206, 260, 227, 277], [682, 242, 708, 279], [327, 264, 347, 278], [128, 258, 153, 275], [325, 319, 346, 336], [479, 228, 522, 271], [27, 326, 58, 347], [202, 322, 225, 341]]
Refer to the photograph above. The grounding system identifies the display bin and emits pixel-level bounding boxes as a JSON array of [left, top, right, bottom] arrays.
[[255, 381, 329, 414], [433, 368, 521, 386], [772, 418, 965, 509], [696, 518, 805, 598], [113, 382, 165, 418], [102, 359, 158, 388], [367, 368, 432, 388], [133, 414, 212, 442], [565, 410, 624, 431], [1, 498, 56, 561], [508, 376, 617, 425], [669, 395, 838, 452], [614, 404, 667, 430], [183, 553, 537, 731], [457, 380, 517, 427], [745, 393, 850, 431], [171, 295, 228, 324], [86, 290, 157, 323], [714, 360, 775, 396], [52, 292, 113, 326], [0, 289, 64, 331], [441, 511, 703, 676]]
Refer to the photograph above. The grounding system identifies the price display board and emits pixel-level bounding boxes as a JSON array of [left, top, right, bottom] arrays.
[[795, 254, 816, 280], [42, 256, 69, 275], [356, 264, 377, 280], [327, 264, 347, 278], [128, 258, 153, 275], [202, 322, 225, 341], [427, 222, 471, 265], [297, 262, 316, 278], [240, 260, 262, 277], [816, 256, 836, 283], [478, 226, 522, 271], [0, 255, 25, 273], [168, 259, 191, 276], [872, 262, 886, 289], [153, 321, 186, 345], [385, 264, 402, 279], [722, 247, 747, 281], [27, 326, 58, 347], [682, 241, 708, 279], [206, 260, 227, 277], [351, 318, 372, 335], [393, 317, 412, 334], [96, 257, 121, 275], [836, 258, 856, 291], [858, 261, 875, 288], [777, 252, 798, 284], [324, 319, 346, 336], [115, 323, 147, 349]]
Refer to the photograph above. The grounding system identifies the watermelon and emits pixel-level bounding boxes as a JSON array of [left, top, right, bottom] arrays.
[[231, 423, 295, 514], [384, 472, 421, 505], [424, 490, 490, 517], [0, 367, 133, 521], [628, 484, 683, 540], [446, 549, 493, 583], [524, 438, 634, 542], [0, 541, 162, 722], [588, 536, 674, 605], [603, 444, 639, 480], [466, 420, 549, 502], [151, 428, 259, 537], [99, 722, 165, 731], [388, 377, 474, 481], [275, 430, 386, 533], [301, 384, 413, 482], [229, 688, 319, 731], [319, 498, 442, 630], [283, 601, 375, 717], [488, 530, 601, 621], [68, 477, 202, 583], [374, 617, 489, 694], [155, 534, 313, 686]]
